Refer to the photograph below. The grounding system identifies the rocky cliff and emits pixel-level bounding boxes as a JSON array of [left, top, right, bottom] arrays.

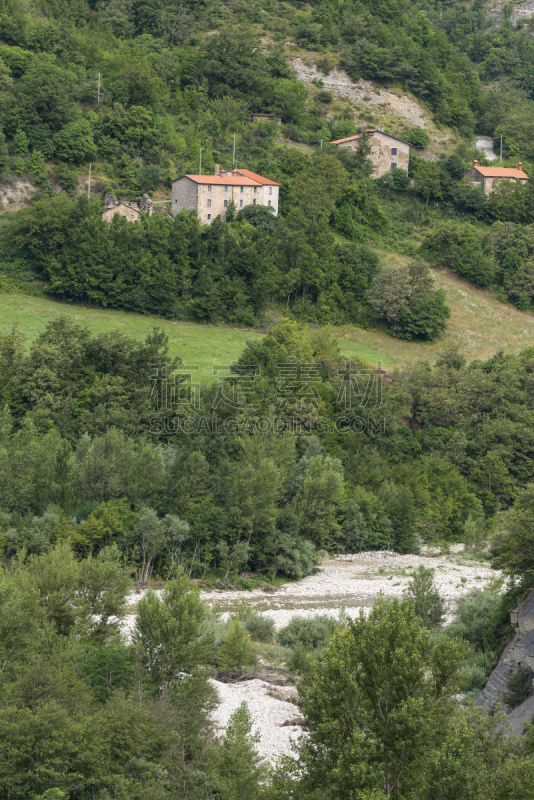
[[477, 590, 534, 735]]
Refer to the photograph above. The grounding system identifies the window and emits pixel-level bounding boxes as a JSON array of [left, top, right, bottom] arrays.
[[253, 187, 257, 194], [268, 187, 272, 195], [174, 199, 177, 204], [223, 199, 228, 208], [207, 185, 212, 192], [239, 199, 243, 208], [240, 186, 244, 193], [391, 147, 397, 156], [346, 146, 351, 151], [253, 199, 256, 205], [268, 200, 271, 206], [207, 214, 212, 221], [207, 198, 212, 207], [390, 162, 397, 170], [224, 185, 229, 192]]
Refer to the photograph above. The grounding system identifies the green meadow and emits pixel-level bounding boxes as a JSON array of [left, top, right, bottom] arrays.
[[0, 293, 392, 383]]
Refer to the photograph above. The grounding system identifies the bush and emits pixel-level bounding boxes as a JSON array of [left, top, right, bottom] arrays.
[[243, 613, 276, 643], [403, 566, 445, 629], [277, 615, 337, 650], [504, 666, 534, 708], [137, 164, 161, 192], [403, 127, 429, 149], [445, 588, 502, 651], [316, 90, 333, 104], [218, 618, 255, 671], [390, 167, 410, 190]]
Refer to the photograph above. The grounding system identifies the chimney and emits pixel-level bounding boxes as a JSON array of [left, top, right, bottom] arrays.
[[473, 159, 478, 167], [214, 164, 220, 176], [518, 162, 523, 171]]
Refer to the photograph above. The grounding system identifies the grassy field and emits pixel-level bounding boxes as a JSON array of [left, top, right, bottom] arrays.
[[3, 267, 534, 382], [0, 293, 391, 382]]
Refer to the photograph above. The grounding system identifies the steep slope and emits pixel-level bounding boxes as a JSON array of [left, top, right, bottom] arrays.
[[477, 591, 534, 734]]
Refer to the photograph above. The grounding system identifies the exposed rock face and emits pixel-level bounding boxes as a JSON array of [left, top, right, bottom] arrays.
[[486, 0, 534, 23], [289, 57, 428, 128], [477, 590, 534, 734], [0, 179, 35, 212]]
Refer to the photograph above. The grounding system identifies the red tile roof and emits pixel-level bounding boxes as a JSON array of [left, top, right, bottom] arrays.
[[474, 166, 529, 179], [183, 175, 260, 186], [230, 169, 280, 186]]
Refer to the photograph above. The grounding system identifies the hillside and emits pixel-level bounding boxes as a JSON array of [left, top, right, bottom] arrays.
[[4, 257, 534, 376]]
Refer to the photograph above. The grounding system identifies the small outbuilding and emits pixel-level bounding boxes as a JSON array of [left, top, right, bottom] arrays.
[[464, 159, 529, 196]]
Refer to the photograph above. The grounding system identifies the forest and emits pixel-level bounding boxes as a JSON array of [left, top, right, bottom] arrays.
[[4, 0, 534, 797], [2, 317, 534, 798]]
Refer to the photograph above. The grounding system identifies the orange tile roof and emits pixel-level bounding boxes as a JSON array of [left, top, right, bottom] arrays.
[[330, 129, 376, 144], [183, 175, 260, 186], [230, 169, 280, 186], [474, 166, 529, 179]]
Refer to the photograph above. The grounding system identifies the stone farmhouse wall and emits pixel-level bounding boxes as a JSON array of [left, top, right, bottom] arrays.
[[102, 204, 140, 223], [464, 167, 485, 191], [341, 131, 409, 178], [172, 177, 280, 224], [197, 182, 258, 224], [172, 178, 198, 215]]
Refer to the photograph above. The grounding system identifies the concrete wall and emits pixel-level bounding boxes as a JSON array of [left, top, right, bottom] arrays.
[[340, 132, 409, 178], [172, 177, 198, 215], [102, 204, 140, 223]]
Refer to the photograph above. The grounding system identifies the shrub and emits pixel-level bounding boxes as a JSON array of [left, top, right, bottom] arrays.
[[445, 588, 502, 650], [403, 566, 445, 629], [243, 613, 276, 643], [403, 126, 429, 148], [316, 90, 333, 103], [504, 666, 534, 708], [217, 618, 255, 671], [277, 615, 337, 650], [390, 167, 410, 190]]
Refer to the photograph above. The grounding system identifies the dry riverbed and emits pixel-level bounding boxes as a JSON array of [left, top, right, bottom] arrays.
[[123, 548, 498, 762]]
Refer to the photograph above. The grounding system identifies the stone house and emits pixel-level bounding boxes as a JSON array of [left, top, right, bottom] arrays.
[[171, 167, 280, 224], [464, 159, 529, 196], [330, 128, 410, 178], [102, 193, 153, 223]]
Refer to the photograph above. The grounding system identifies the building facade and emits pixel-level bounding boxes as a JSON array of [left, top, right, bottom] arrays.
[[464, 160, 529, 196], [330, 128, 410, 178], [171, 167, 280, 224]]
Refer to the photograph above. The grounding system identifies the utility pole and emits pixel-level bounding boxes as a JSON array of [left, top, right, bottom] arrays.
[[87, 163, 91, 199], [500, 134, 503, 163], [233, 131, 236, 165], [97, 72, 101, 103], [320, 140, 323, 149], [199, 148, 202, 175]]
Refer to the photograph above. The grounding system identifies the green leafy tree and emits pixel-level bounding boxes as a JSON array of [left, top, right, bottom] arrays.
[[134, 570, 212, 689], [493, 484, 534, 586], [212, 702, 266, 800], [403, 565, 445, 629], [53, 119, 96, 163], [217, 618, 255, 672], [298, 597, 467, 798]]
